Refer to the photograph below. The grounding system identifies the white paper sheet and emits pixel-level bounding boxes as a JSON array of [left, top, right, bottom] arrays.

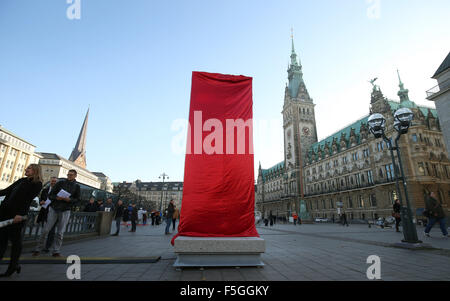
[[57, 189, 71, 199], [42, 199, 52, 209]]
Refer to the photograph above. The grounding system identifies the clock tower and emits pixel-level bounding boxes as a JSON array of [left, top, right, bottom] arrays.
[[282, 36, 318, 198]]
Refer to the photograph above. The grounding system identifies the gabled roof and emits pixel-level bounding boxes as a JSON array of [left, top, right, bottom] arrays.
[[432, 51, 450, 78]]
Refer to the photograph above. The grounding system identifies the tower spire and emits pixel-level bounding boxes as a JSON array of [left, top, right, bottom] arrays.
[[396, 69, 410, 103], [69, 108, 89, 168]]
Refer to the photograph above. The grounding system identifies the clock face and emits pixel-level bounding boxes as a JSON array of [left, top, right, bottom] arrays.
[[302, 127, 310, 136]]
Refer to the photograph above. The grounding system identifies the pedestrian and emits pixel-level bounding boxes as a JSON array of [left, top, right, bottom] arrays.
[[32, 169, 80, 257], [293, 213, 298, 226], [165, 200, 175, 235], [103, 198, 115, 212], [342, 212, 349, 227], [138, 208, 144, 225], [96, 199, 104, 212], [150, 211, 155, 226], [36, 176, 57, 253], [129, 203, 138, 232], [172, 205, 179, 231], [0, 164, 43, 277], [83, 197, 97, 213], [111, 200, 125, 236], [122, 205, 129, 228], [392, 199, 401, 232], [424, 192, 448, 237], [142, 209, 147, 225]]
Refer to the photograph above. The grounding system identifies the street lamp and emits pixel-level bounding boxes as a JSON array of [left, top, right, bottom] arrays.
[[368, 108, 422, 244], [159, 172, 169, 212]]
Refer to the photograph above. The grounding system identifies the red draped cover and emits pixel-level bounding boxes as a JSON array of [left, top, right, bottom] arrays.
[[171, 71, 258, 245]]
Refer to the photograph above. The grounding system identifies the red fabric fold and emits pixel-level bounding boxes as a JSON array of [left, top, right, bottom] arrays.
[[171, 71, 258, 245]]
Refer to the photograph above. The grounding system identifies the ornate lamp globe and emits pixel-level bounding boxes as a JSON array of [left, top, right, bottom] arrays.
[[394, 108, 413, 133], [368, 113, 386, 138]]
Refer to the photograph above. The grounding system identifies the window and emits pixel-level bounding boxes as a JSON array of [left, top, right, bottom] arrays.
[[367, 170, 374, 185], [343, 157, 348, 164], [330, 200, 334, 209], [358, 195, 364, 208], [370, 194, 377, 207], [419, 134, 423, 142], [425, 163, 430, 176], [445, 166, 450, 179], [322, 200, 326, 209], [348, 197, 353, 208], [356, 174, 361, 186], [432, 164, 439, 178], [385, 164, 395, 181], [363, 149, 370, 158], [412, 134, 418, 143]]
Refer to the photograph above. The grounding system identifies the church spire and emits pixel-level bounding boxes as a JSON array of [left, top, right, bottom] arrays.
[[69, 108, 89, 169]]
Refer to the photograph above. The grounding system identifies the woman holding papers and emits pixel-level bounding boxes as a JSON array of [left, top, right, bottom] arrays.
[[0, 164, 43, 277]]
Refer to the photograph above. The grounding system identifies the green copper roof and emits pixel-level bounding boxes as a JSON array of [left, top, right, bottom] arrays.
[[261, 161, 285, 181], [306, 98, 439, 164], [309, 115, 369, 156], [387, 100, 438, 118]]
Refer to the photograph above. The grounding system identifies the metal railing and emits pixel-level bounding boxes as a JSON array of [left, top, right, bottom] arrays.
[[22, 211, 98, 241], [426, 78, 450, 98]]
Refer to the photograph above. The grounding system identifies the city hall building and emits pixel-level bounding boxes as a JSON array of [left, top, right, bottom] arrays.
[[256, 40, 450, 221]]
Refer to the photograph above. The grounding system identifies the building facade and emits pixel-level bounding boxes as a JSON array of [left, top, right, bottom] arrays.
[[427, 51, 450, 155], [256, 41, 450, 221], [114, 180, 183, 210], [0, 126, 42, 189], [38, 152, 102, 189]]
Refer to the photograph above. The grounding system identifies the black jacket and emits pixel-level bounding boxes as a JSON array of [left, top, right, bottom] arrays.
[[114, 205, 125, 219], [425, 196, 445, 219], [130, 207, 138, 221], [36, 186, 53, 224], [49, 179, 80, 212], [0, 178, 42, 221], [393, 203, 401, 213], [167, 203, 175, 218], [83, 202, 98, 213]]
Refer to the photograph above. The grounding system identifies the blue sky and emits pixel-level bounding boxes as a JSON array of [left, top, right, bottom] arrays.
[[1, 0, 449, 183]]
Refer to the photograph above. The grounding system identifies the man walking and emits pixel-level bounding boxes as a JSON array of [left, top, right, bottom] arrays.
[[424, 192, 448, 237], [36, 177, 58, 253], [165, 200, 175, 235], [112, 200, 125, 236], [33, 169, 80, 257], [129, 203, 138, 232], [342, 212, 349, 227], [172, 205, 179, 231]]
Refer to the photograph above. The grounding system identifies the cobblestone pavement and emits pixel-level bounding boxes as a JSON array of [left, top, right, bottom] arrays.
[[1, 222, 449, 281]]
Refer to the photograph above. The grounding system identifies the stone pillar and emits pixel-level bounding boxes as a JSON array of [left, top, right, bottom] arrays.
[[95, 211, 114, 236]]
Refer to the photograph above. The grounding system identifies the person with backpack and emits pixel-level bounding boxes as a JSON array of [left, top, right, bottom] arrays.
[[424, 192, 448, 238]]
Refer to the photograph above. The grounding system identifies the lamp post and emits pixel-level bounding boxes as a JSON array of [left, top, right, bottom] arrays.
[[159, 172, 169, 212], [368, 108, 421, 244]]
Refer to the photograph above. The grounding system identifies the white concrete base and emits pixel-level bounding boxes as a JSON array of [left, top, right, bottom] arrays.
[[173, 236, 265, 267]]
